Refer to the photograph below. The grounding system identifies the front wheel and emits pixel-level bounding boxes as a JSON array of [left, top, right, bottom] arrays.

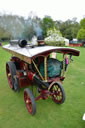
[[50, 82, 65, 104], [24, 88, 36, 115]]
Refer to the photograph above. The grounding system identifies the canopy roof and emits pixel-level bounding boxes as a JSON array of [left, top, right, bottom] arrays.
[[3, 44, 80, 63]]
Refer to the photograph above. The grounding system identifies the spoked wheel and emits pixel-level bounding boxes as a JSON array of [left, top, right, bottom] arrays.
[[6, 61, 20, 92], [24, 88, 36, 115], [50, 82, 65, 104]]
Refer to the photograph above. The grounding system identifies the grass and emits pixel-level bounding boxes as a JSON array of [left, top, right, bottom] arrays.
[[0, 45, 85, 128]]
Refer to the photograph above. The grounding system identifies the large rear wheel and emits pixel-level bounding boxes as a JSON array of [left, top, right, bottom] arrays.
[[6, 61, 20, 92], [24, 88, 36, 115]]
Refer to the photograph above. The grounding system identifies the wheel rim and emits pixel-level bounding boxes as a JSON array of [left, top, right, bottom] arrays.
[[24, 91, 33, 114], [51, 84, 63, 103], [6, 64, 13, 89]]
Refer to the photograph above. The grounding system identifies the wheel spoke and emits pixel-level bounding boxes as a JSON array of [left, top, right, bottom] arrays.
[[58, 88, 61, 92], [60, 92, 62, 96], [26, 103, 32, 113]]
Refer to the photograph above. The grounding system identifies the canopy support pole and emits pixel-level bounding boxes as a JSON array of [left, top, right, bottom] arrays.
[[44, 56, 48, 82]]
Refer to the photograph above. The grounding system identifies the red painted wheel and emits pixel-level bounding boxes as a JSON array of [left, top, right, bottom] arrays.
[[51, 82, 65, 104], [24, 88, 36, 115], [6, 61, 16, 90], [6, 61, 20, 92]]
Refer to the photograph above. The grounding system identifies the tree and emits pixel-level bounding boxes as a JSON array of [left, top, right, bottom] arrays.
[[0, 14, 25, 39], [23, 15, 42, 40], [0, 26, 11, 40], [55, 18, 80, 40], [77, 29, 85, 40], [47, 27, 62, 38], [80, 18, 85, 29], [45, 27, 65, 46], [41, 16, 55, 37], [77, 18, 85, 41]]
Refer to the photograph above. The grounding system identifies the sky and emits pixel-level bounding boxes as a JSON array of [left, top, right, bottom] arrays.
[[0, 0, 85, 22]]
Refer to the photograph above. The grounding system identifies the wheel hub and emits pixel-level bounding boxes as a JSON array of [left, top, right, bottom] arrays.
[[26, 100, 29, 104], [8, 73, 11, 77]]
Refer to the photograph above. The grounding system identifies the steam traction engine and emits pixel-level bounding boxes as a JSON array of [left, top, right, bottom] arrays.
[[3, 39, 80, 115]]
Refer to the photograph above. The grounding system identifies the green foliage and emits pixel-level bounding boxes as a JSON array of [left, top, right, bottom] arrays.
[[0, 46, 85, 128], [0, 14, 25, 39], [80, 18, 85, 29], [0, 26, 11, 40], [77, 18, 85, 41], [56, 18, 80, 40], [77, 29, 85, 40], [41, 16, 55, 37], [47, 27, 62, 37]]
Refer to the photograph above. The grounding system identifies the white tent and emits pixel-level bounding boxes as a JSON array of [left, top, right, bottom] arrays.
[[64, 38, 69, 46]]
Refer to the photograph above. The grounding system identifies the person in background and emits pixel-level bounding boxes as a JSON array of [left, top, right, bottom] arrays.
[[0, 42, 2, 46], [65, 56, 69, 71], [69, 55, 73, 62]]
